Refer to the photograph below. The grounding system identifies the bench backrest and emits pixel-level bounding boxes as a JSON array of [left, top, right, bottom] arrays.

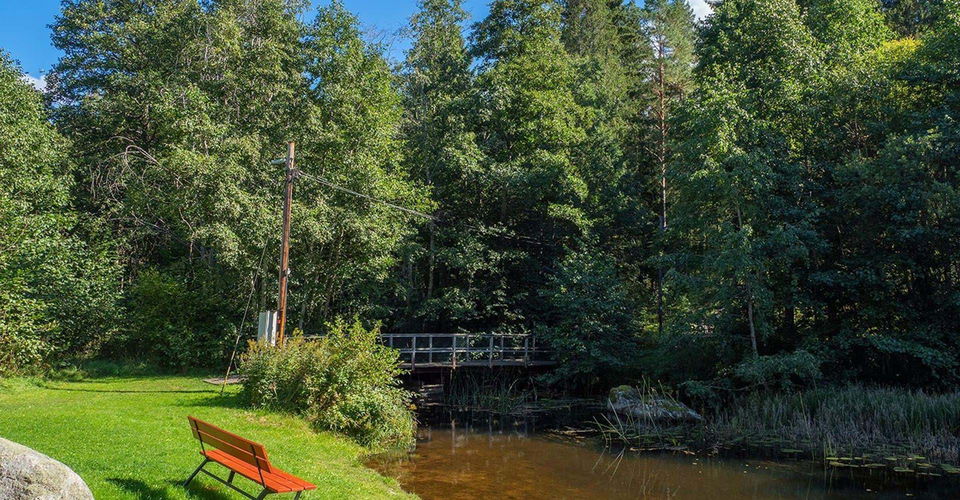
[[188, 416, 273, 473]]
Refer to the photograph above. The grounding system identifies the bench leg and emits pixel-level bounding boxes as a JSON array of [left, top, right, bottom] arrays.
[[227, 471, 236, 484], [293, 492, 302, 500], [184, 458, 209, 487], [255, 489, 269, 500]]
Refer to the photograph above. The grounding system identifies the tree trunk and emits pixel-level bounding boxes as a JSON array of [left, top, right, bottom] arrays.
[[427, 221, 435, 300], [736, 204, 759, 357], [747, 297, 759, 357], [656, 50, 668, 336]]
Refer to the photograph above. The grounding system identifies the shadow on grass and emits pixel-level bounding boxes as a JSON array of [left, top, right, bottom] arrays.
[[107, 477, 237, 500], [175, 478, 265, 500], [39, 384, 216, 394], [176, 391, 245, 409]]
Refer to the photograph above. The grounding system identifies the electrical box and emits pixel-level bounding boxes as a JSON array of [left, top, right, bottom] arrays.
[[257, 311, 278, 346]]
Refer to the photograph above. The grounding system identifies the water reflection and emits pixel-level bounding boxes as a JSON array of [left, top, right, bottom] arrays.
[[367, 411, 958, 499]]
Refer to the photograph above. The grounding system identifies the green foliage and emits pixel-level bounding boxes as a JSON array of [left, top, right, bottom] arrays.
[[121, 268, 233, 368], [240, 320, 415, 449], [0, 53, 120, 373], [393, 0, 487, 330], [49, 0, 424, 362], [657, 0, 958, 392], [880, 0, 944, 36], [469, 0, 591, 324], [731, 350, 822, 391], [537, 250, 638, 386], [5, 0, 960, 397]]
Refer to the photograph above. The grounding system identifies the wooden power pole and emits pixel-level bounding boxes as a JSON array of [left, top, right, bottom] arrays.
[[276, 141, 295, 345]]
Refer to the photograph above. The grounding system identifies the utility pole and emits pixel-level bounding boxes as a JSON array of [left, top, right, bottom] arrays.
[[276, 141, 295, 346]]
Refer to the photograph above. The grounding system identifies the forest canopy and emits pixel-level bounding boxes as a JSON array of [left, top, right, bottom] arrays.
[[1, 0, 957, 394]]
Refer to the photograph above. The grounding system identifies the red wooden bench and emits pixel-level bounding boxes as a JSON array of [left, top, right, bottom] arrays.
[[185, 416, 316, 499]]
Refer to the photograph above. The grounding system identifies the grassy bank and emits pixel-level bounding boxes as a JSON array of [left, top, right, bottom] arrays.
[[0, 375, 413, 499], [599, 384, 960, 476]]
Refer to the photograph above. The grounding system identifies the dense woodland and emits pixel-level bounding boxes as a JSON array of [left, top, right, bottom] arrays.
[[1, 0, 958, 398]]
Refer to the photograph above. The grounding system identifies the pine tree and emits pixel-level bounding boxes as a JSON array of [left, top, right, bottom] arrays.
[[640, 0, 696, 334]]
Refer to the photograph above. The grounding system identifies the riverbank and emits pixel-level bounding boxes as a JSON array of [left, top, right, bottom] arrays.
[[0, 375, 413, 499]]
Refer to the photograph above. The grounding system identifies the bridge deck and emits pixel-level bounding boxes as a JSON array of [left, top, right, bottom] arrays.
[[379, 333, 555, 370]]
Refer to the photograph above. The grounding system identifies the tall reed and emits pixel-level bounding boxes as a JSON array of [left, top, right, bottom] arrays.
[[708, 385, 960, 463], [445, 369, 533, 413]]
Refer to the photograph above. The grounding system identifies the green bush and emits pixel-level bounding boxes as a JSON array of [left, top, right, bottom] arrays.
[[239, 319, 415, 449], [732, 350, 822, 391], [119, 268, 233, 369], [537, 250, 640, 388]]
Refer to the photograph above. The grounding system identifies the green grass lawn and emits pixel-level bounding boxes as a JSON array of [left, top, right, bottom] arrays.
[[0, 375, 414, 499]]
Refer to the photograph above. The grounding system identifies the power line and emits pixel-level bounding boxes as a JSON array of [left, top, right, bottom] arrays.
[[297, 168, 559, 248], [297, 170, 435, 220]]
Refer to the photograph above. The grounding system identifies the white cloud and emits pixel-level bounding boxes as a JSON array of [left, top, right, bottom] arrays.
[[19, 73, 46, 91], [688, 0, 713, 21]]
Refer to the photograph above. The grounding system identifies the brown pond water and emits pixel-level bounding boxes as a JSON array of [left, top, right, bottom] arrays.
[[367, 414, 959, 499]]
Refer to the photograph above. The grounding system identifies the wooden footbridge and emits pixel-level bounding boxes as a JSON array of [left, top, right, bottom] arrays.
[[379, 333, 555, 371]]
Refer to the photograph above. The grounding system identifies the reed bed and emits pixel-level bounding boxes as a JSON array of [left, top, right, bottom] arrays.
[[597, 384, 960, 475], [708, 385, 960, 465]]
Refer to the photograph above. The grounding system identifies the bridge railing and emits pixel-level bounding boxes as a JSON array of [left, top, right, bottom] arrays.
[[378, 333, 554, 369]]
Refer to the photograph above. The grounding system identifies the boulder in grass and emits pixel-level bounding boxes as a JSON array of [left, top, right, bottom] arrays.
[[607, 385, 703, 423], [0, 437, 93, 500]]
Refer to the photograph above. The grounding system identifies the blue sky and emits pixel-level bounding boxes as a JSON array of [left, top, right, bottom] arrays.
[[1, 0, 709, 87], [0, 0, 490, 84]]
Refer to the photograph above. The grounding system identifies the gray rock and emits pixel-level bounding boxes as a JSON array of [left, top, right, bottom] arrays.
[[0, 437, 93, 500], [607, 385, 703, 422]]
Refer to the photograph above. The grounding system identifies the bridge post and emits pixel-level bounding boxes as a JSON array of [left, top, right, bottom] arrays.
[[412, 336, 417, 370], [451, 335, 457, 369], [524, 336, 529, 366], [488, 336, 494, 368]]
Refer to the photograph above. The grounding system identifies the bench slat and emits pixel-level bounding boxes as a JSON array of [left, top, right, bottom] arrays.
[[204, 449, 316, 493]]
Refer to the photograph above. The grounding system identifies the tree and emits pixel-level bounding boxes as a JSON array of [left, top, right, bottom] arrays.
[[395, 0, 486, 331], [820, 0, 960, 385], [293, 1, 427, 327], [467, 0, 591, 331], [49, 0, 423, 365], [669, 0, 822, 367], [537, 250, 637, 387], [879, 0, 944, 37], [0, 53, 119, 370], [639, 0, 696, 334]]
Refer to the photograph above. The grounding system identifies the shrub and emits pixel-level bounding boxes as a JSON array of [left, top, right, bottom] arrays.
[[537, 250, 640, 388], [120, 269, 232, 369], [240, 319, 414, 449], [732, 350, 821, 391]]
